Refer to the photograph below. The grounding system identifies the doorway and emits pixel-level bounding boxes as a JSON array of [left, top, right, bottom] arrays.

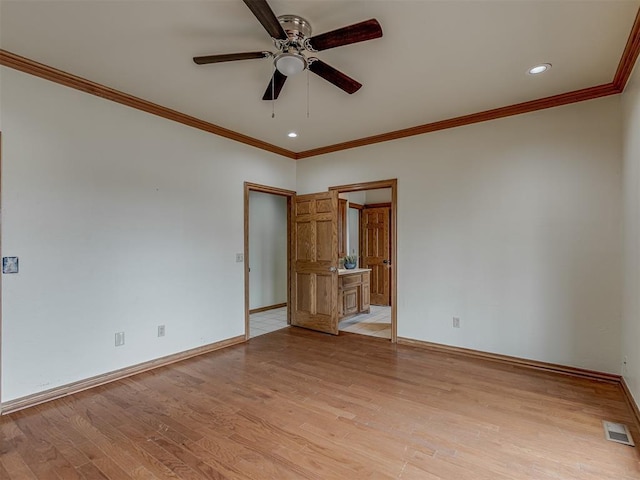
[[244, 182, 295, 340], [244, 180, 397, 342], [330, 179, 397, 342]]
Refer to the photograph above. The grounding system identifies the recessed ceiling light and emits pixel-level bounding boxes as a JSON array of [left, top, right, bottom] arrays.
[[288, 132, 298, 138], [528, 63, 552, 75]]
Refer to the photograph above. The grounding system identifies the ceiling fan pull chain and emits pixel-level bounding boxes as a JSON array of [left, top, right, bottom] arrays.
[[272, 66, 276, 118], [307, 68, 310, 118]]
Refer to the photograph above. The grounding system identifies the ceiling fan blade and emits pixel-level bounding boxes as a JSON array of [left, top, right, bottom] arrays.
[[193, 51, 270, 65], [308, 60, 362, 94], [262, 70, 288, 100], [242, 0, 288, 41], [305, 19, 382, 52]]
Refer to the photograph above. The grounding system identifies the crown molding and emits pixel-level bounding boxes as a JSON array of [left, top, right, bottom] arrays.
[[0, 50, 297, 160], [614, 7, 640, 92], [295, 83, 619, 158], [297, 7, 640, 159], [1, 6, 639, 160]]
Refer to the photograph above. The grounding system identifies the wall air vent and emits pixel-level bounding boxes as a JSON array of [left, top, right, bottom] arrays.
[[603, 421, 635, 446]]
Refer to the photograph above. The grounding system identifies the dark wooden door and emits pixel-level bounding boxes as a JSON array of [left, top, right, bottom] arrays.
[[361, 206, 391, 306], [291, 191, 340, 334]]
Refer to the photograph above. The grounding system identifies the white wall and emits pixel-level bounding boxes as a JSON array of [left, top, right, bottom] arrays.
[[248, 191, 287, 309], [347, 207, 359, 259], [297, 96, 623, 373], [0, 67, 296, 402], [622, 57, 640, 408], [0, 62, 629, 404], [365, 188, 392, 204], [340, 191, 365, 258]]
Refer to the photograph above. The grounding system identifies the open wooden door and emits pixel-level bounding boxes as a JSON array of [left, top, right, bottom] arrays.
[[361, 206, 391, 306], [291, 191, 340, 334]]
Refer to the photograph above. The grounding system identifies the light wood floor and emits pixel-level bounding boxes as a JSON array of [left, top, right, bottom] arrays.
[[1, 328, 639, 479]]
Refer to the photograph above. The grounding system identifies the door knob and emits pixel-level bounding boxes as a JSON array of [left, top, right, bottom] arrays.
[[383, 260, 389, 264], [329, 266, 337, 272]]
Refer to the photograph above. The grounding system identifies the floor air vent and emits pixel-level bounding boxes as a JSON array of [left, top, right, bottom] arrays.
[[603, 421, 635, 446]]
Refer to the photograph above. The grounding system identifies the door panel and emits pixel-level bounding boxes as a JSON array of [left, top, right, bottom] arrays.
[[296, 222, 312, 260], [291, 191, 339, 334], [296, 273, 312, 313], [316, 198, 334, 213], [343, 287, 359, 316], [316, 220, 333, 261], [361, 206, 391, 306], [296, 199, 312, 215], [316, 275, 333, 316]]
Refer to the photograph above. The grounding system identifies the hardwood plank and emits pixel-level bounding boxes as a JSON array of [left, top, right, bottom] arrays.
[[0, 461, 11, 479], [1, 328, 639, 479], [38, 397, 175, 480], [0, 448, 39, 480], [77, 462, 111, 480], [9, 408, 82, 480], [183, 438, 258, 480]]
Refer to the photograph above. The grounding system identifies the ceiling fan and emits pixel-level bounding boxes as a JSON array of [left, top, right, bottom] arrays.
[[193, 0, 383, 100]]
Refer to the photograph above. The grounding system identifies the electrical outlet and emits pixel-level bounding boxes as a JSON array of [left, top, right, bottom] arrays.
[[158, 325, 165, 337], [453, 317, 460, 328], [236, 253, 244, 263], [115, 332, 125, 346]]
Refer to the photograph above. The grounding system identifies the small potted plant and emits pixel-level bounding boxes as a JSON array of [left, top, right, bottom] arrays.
[[343, 254, 358, 269]]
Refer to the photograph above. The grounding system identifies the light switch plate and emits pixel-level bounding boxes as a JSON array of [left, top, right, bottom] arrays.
[[236, 253, 244, 263]]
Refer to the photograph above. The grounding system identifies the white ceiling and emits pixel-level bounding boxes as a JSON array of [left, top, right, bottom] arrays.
[[2, 1, 639, 152]]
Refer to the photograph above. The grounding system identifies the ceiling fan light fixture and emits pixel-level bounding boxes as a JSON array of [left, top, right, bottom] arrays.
[[274, 53, 307, 76], [528, 63, 552, 75]]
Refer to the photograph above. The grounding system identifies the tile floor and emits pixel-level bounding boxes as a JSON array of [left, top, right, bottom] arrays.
[[249, 305, 392, 340], [338, 305, 391, 339], [249, 306, 288, 338]]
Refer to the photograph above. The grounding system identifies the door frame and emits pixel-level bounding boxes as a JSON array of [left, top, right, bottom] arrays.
[[329, 179, 398, 343], [243, 182, 295, 341]]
